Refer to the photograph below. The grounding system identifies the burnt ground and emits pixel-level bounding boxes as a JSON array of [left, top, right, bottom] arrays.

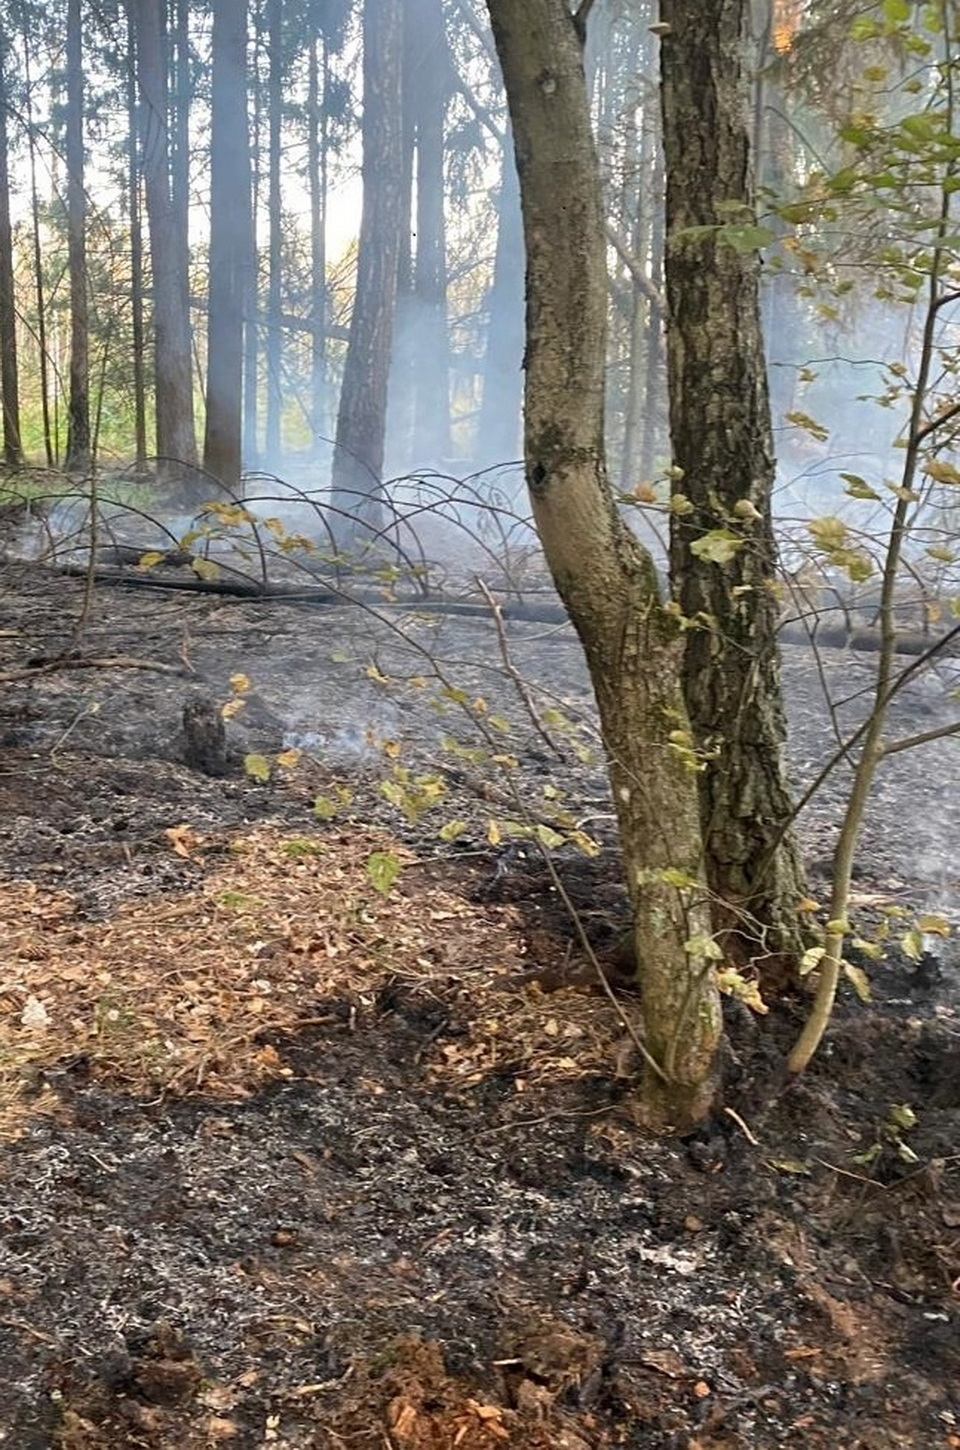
[[0, 556, 958, 1450]]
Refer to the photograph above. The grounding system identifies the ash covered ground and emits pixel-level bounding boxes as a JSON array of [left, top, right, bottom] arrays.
[[0, 549, 958, 1450]]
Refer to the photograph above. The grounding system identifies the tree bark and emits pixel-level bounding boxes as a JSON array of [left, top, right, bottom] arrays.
[[133, 0, 198, 477], [0, 42, 23, 466], [330, 0, 404, 544], [410, 0, 451, 465], [476, 141, 524, 469], [126, 5, 147, 472], [487, 0, 722, 1130], [265, 0, 283, 463], [307, 33, 330, 453], [660, 0, 806, 987], [203, 0, 253, 491], [65, 0, 91, 473]]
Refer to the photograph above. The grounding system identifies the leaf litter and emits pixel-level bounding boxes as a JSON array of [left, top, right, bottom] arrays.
[[0, 560, 957, 1449]]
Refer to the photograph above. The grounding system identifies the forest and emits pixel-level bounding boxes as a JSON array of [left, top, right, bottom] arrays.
[[0, 1, 958, 1447]]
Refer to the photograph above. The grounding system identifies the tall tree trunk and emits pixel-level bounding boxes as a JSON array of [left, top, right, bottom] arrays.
[[0, 44, 23, 466], [23, 35, 53, 467], [409, 0, 450, 465], [133, 0, 198, 477], [307, 34, 329, 452], [384, 2, 416, 471], [476, 139, 523, 469], [126, 6, 147, 472], [65, 0, 91, 473], [203, 0, 252, 491], [243, 7, 262, 468], [330, 0, 403, 543], [487, 0, 722, 1130], [660, 0, 806, 985], [264, 0, 283, 464]]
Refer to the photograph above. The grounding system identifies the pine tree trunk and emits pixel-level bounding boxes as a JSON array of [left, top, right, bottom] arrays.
[[307, 36, 329, 453], [487, 0, 722, 1130], [660, 0, 806, 986], [133, 0, 198, 478], [330, 0, 403, 544], [126, 7, 147, 472], [65, 0, 90, 474], [265, 0, 283, 464], [203, 0, 252, 492], [0, 49, 23, 467], [476, 144, 523, 469], [410, 0, 451, 465]]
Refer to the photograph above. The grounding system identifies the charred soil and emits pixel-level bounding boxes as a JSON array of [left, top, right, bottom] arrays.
[[0, 561, 958, 1450]]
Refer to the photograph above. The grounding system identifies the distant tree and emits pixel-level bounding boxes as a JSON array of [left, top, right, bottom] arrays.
[[203, 0, 253, 490], [408, 0, 451, 464], [64, 0, 91, 472], [0, 32, 23, 466], [264, 0, 283, 462], [125, 5, 147, 471], [330, 0, 404, 540], [132, 0, 199, 476], [476, 135, 524, 469]]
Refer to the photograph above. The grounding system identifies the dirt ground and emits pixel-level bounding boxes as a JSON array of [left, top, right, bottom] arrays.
[[0, 554, 958, 1450]]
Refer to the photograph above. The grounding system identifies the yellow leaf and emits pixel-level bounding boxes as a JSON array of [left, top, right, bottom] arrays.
[[191, 556, 221, 581], [230, 673, 251, 694], [244, 754, 272, 783], [924, 459, 960, 486], [487, 820, 502, 846], [275, 748, 301, 770], [915, 913, 951, 936], [221, 698, 245, 720], [137, 550, 165, 569]]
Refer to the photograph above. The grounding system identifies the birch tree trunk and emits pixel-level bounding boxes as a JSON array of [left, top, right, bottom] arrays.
[[486, 0, 722, 1130]]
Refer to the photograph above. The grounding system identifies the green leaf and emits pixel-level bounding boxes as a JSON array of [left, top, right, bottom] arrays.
[[535, 824, 566, 850], [840, 473, 881, 501], [882, 0, 910, 22], [785, 409, 830, 442], [719, 222, 775, 253], [689, 529, 744, 564], [244, 753, 272, 783], [438, 819, 467, 842], [313, 795, 339, 821], [900, 927, 925, 962], [366, 851, 401, 896]]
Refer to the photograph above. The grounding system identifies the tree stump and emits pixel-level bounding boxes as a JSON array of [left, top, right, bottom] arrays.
[[182, 697, 229, 777]]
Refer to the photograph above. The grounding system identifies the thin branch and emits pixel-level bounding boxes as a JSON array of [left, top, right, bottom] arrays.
[[476, 576, 566, 759], [604, 220, 666, 310], [0, 655, 188, 684], [879, 716, 960, 758]]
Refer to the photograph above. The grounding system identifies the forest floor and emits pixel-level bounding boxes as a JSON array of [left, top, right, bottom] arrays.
[[0, 555, 958, 1450]]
